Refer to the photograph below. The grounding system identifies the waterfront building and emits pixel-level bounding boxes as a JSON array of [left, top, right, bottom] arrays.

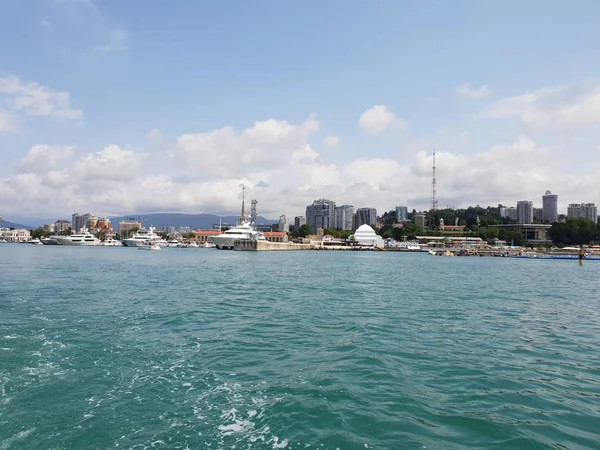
[[489, 223, 552, 244], [86, 215, 98, 230], [81, 213, 93, 230], [354, 207, 377, 229], [96, 217, 111, 231], [567, 203, 598, 222], [278, 215, 289, 232], [71, 213, 85, 232], [334, 205, 354, 230], [306, 199, 336, 232], [44, 223, 56, 233], [118, 220, 142, 235], [294, 216, 306, 229], [517, 201, 534, 224], [0, 228, 31, 242], [395, 206, 408, 222], [414, 212, 426, 228], [54, 220, 71, 233], [194, 229, 221, 244], [542, 190, 558, 223], [500, 207, 518, 221], [351, 224, 384, 247], [264, 231, 288, 243]]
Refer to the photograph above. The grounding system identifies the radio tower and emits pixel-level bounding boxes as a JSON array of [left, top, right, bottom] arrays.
[[250, 199, 258, 225], [430, 151, 438, 212]]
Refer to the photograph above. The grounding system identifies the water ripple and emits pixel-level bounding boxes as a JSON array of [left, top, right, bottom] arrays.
[[1, 247, 599, 448]]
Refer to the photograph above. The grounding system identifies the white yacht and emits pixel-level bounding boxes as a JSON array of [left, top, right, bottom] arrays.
[[122, 227, 164, 247], [27, 238, 43, 245], [210, 189, 266, 250], [138, 242, 161, 251], [41, 236, 62, 245], [55, 230, 101, 246], [101, 237, 123, 247]]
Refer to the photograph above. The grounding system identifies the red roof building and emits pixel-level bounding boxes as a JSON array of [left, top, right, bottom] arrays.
[[263, 231, 288, 243]]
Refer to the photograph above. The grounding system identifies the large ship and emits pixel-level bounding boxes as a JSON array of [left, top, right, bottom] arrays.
[[55, 230, 101, 246], [122, 227, 164, 247], [210, 189, 266, 250]]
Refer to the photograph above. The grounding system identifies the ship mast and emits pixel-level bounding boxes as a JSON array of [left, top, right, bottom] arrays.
[[239, 187, 246, 225]]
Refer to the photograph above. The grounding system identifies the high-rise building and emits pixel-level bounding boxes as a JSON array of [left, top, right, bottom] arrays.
[[278, 215, 289, 232], [500, 207, 518, 221], [568, 203, 598, 222], [306, 199, 336, 233], [395, 206, 408, 222], [414, 212, 426, 228], [86, 215, 99, 230], [517, 201, 534, 224], [118, 220, 142, 236], [334, 205, 354, 230], [71, 213, 85, 232], [54, 220, 71, 233], [533, 208, 544, 222], [354, 207, 377, 229], [96, 217, 112, 230], [294, 216, 306, 229], [542, 190, 558, 223]]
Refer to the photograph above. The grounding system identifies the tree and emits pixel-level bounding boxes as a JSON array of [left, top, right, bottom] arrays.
[[30, 228, 50, 239], [323, 227, 337, 237], [498, 230, 524, 247], [298, 224, 312, 238], [548, 218, 599, 246]]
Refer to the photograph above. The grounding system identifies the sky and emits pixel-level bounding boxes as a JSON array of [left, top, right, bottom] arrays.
[[2, 0, 600, 225]]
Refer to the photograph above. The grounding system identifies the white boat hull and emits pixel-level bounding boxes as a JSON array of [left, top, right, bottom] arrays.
[[122, 239, 146, 247], [210, 235, 239, 249], [41, 237, 62, 245], [55, 238, 100, 246]]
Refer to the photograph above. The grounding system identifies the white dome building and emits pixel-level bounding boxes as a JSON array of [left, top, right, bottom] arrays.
[[351, 224, 384, 247]]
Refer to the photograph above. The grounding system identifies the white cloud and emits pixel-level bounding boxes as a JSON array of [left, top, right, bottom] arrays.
[[0, 110, 17, 132], [95, 28, 128, 52], [323, 135, 339, 147], [0, 75, 82, 120], [457, 83, 492, 99], [176, 115, 319, 177], [358, 105, 406, 135], [73, 145, 141, 181], [481, 84, 600, 129], [1, 113, 599, 222], [19, 145, 75, 172]]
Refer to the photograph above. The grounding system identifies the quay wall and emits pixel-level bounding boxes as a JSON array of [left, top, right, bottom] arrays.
[[234, 240, 317, 251]]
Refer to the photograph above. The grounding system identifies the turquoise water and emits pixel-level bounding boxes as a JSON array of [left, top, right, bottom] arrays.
[[1, 246, 600, 449]]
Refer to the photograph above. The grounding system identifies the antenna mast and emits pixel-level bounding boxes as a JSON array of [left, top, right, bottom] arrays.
[[250, 199, 258, 225], [430, 151, 438, 212], [241, 187, 245, 217]]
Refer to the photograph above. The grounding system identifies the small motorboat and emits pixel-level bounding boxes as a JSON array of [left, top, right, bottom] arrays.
[[138, 241, 161, 251]]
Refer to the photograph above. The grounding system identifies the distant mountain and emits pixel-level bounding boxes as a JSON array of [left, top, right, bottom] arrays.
[[0, 219, 33, 230], [108, 213, 277, 230]]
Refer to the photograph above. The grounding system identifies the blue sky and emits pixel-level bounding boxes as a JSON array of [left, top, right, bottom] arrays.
[[2, 0, 600, 224]]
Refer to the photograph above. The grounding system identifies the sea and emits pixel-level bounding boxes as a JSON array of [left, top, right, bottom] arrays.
[[1, 245, 599, 450]]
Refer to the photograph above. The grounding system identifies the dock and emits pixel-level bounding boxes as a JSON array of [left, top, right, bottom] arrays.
[[233, 240, 386, 251]]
